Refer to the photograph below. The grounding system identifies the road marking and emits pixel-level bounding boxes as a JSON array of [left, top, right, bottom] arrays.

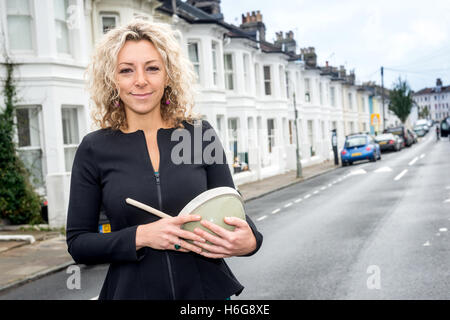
[[394, 169, 408, 181], [284, 202, 293, 208], [444, 199, 450, 203], [271, 208, 281, 214], [294, 198, 303, 203], [408, 157, 418, 166], [257, 215, 267, 221], [423, 241, 431, 247], [90, 296, 99, 300], [313, 190, 319, 194], [439, 228, 448, 232], [420, 153, 425, 159], [304, 194, 311, 199], [328, 183, 333, 187], [321, 186, 327, 190], [350, 169, 367, 175], [374, 166, 393, 173]]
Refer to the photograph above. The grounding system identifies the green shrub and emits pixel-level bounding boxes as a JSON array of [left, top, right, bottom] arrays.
[[0, 60, 43, 225]]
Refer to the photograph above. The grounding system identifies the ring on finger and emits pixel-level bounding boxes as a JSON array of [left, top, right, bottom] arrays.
[[174, 244, 181, 250]]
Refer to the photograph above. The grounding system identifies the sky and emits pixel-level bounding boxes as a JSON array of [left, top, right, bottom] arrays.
[[220, 0, 450, 91]]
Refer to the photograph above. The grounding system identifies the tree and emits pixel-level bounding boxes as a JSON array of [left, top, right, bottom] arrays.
[[0, 55, 43, 225], [418, 105, 430, 119], [388, 77, 414, 124]]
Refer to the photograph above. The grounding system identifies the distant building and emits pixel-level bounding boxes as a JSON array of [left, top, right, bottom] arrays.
[[413, 78, 450, 122]]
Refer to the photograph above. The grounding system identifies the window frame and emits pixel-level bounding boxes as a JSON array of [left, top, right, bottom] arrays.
[[187, 40, 202, 84], [3, 0, 36, 54], [263, 65, 272, 96], [224, 52, 235, 91]]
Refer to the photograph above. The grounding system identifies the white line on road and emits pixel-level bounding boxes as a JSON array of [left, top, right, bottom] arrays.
[[271, 208, 281, 214], [257, 215, 267, 221], [304, 194, 311, 199], [439, 228, 448, 232], [423, 241, 431, 247], [444, 199, 450, 203], [321, 186, 327, 190], [294, 198, 303, 203], [328, 184, 333, 187], [284, 202, 293, 208], [420, 153, 425, 159], [394, 169, 408, 181], [313, 190, 319, 194], [408, 157, 419, 166]]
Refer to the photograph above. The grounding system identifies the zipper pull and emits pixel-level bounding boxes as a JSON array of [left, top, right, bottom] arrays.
[[154, 172, 160, 185]]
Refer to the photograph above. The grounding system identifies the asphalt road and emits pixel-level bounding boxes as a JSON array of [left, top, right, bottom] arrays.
[[1, 132, 449, 300]]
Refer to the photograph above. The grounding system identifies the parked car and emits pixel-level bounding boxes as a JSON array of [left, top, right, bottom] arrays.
[[408, 129, 418, 144], [341, 134, 381, 166], [375, 133, 402, 152], [384, 126, 414, 147], [441, 116, 450, 137], [413, 124, 427, 137]]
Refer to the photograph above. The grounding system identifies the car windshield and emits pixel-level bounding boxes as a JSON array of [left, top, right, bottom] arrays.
[[375, 134, 393, 140], [414, 126, 424, 130], [345, 136, 367, 148]]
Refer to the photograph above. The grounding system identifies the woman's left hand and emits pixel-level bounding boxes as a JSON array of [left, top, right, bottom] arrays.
[[192, 217, 257, 259]]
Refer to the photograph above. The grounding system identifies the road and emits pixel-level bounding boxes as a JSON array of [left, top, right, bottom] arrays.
[[1, 132, 449, 300]]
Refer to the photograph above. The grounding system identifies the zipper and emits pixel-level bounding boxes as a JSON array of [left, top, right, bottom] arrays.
[[154, 171, 176, 300]]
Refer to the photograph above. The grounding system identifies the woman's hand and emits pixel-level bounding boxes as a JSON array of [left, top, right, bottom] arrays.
[[136, 215, 206, 254], [192, 217, 257, 259]]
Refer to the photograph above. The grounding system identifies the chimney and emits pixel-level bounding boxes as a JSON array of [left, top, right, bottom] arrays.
[[186, 0, 223, 20], [301, 47, 317, 67], [240, 10, 266, 42]]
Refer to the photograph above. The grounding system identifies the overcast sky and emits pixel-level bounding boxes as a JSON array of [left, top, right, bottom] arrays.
[[220, 0, 450, 91]]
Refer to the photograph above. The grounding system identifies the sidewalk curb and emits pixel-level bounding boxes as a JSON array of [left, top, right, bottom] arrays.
[[243, 166, 339, 203], [0, 260, 75, 294]]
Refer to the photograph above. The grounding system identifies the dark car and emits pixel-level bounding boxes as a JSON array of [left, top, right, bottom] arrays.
[[341, 134, 381, 166], [440, 116, 450, 137], [375, 133, 402, 152], [384, 126, 414, 147]]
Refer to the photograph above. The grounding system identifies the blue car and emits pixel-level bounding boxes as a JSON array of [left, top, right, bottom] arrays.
[[341, 134, 381, 166]]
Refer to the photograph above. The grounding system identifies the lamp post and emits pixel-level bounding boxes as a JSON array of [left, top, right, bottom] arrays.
[[293, 92, 303, 178]]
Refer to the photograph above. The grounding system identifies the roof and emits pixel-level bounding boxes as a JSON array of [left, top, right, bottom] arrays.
[[414, 86, 450, 95], [156, 0, 299, 58]]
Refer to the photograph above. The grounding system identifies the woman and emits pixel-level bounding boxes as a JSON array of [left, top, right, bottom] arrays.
[[66, 19, 263, 300]]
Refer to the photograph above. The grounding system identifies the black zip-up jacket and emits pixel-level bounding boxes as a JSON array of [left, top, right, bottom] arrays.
[[66, 120, 263, 300]]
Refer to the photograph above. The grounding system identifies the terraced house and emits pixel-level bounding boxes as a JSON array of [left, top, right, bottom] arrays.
[[1, 0, 381, 227]]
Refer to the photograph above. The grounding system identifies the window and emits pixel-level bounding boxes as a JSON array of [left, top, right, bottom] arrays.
[[254, 63, 261, 96], [188, 41, 200, 82], [243, 53, 250, 92], [267, 119, 275, 153], [307, 120, 314, 156], [15, 106, 44, 190], [100, 13, 118, 34], [224, 53, 234, 90], [263, 65, 271, 95], [211, 42, 219, 86], [61, 107, 80, 172], [228, 118, 238, 159], [348, 92, 353, 110], [216, 114, 224, 143], [285, 71, 290, 99], [319, 82, 323, 105], [288, 120, 293, 144], [304, 78, 311, 102], [54, 0, 71, 54], [6, 0, 33, 51], [279, 66, 285, 98], [330, 86, 336, 107]]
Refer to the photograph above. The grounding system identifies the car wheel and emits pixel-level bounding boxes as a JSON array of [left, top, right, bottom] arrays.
[[378, 151, 381, 160], [370, 153, 376, 162]]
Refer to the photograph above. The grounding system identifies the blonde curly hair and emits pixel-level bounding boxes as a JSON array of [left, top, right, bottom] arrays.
[[85, 19, 198, 131]]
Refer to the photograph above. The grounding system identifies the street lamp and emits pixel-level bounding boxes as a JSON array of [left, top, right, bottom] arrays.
[[292, 92, 303, 178]]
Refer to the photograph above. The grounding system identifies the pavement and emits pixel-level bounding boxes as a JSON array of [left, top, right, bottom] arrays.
[[0, 160, 337, 294]]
